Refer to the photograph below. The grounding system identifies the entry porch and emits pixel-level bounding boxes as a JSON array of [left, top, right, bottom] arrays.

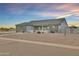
[[33, 25, 58, 33]]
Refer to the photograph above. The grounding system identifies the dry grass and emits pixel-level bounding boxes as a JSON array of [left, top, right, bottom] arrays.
[[0, 33, 79, 46]]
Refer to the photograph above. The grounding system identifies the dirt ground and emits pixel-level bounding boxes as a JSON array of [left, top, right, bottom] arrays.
[[1, 39, 79, 56], [0, 33, 79, 46]]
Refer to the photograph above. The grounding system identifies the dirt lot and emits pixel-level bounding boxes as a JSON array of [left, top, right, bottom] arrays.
[[0, 33, 79, 46], [1, 39, 79, 56]]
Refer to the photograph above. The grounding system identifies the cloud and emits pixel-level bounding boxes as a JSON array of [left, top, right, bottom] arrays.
[[57, 14, 73, 18], [57, 4, 79, 16], [8, 8, 25, 15], [33, 4, 79, 18], [7, 4, 30, 15], [35, 12, 60, 17], [34, 11, 74, 18], [5, 3, 79, 18], [57, 4, 75, 10]]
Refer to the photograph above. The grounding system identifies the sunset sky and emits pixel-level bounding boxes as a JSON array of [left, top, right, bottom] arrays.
[[0, 3, 79, 28]]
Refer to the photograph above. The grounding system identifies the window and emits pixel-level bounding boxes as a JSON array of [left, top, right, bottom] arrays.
[[47, 27, 50, 30], [52, 26, 55, 28]]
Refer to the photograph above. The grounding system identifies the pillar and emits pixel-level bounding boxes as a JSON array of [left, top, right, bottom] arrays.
[[41, 25, 44, 34]]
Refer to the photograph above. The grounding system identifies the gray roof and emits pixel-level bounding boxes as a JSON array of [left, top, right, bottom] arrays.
[[16, 18, 66, 26], [16, 22, 31, 26]]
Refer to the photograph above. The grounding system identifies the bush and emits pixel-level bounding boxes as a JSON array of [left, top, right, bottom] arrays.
[[37, 31, 41, 34]]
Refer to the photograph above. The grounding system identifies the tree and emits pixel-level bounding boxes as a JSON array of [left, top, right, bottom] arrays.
[[70, 25, 77, 33], [70, 25, 77, 28]]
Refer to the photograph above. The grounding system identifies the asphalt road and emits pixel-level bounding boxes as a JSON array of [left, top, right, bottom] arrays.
[[0, 37, 79, 56]]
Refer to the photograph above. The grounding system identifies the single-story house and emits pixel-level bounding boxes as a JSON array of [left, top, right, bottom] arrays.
[[16, 18, 69, 33]]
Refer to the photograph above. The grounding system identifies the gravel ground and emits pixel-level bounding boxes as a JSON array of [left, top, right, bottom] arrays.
[[0, 33, 79, 46]]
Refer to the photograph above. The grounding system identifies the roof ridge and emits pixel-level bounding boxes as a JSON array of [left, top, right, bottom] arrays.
[[31, 18, 65, 22]]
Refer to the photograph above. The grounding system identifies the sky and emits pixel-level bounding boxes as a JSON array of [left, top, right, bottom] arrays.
[[0, 3, 79, 28]]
